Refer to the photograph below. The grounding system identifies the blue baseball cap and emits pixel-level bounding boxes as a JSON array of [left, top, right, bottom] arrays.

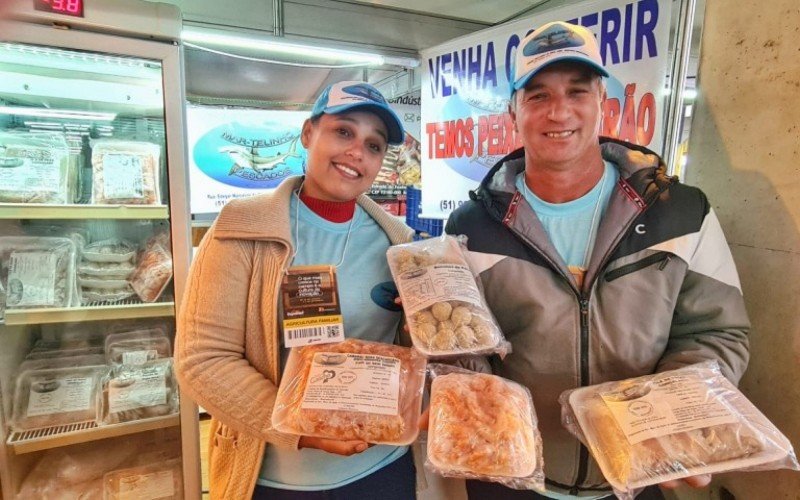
[[512, 21, 609, 97], [311, 81, 405, 145]]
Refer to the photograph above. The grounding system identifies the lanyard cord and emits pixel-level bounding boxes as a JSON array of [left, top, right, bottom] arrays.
[[290, 180, 356, 269]]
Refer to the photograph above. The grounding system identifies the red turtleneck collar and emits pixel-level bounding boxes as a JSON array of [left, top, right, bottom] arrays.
[[299, 192, 356, 223]]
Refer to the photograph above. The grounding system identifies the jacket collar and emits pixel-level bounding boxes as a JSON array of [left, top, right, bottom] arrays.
[[212, 176, 413, 246]]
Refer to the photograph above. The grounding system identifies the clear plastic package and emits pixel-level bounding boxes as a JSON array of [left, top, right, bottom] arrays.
[[81, 286, 135, 304], [103, 459, 183, 500], [11, 365, 107, 431], [130, 235, 172, 303], [17, 354, 107, 374], [105, 329, 172, 365], [426, 364, 545, 491], [100, 359, 179, 424], [560, 361, 800, 498], [78, 275, 130, 290], [0, 236, 78, 310], [272, 338, 427, 445], [387, 235, 510, 358], [26, 346, 105, 360], [91, 140, 162, 205], [0, 130, 75, 204], [81, 239, 136, 263], [78, 260, 136, 279]]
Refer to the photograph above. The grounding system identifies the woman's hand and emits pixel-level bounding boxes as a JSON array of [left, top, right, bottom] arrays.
[[659, 474, 712, 490], [298, 436, 369, 456]]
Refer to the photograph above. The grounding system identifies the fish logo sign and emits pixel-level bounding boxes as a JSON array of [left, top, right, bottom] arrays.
[[222, 136, 301, 177]]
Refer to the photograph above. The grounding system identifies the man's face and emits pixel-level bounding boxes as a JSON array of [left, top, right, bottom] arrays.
[[510, 62, 603, 172]]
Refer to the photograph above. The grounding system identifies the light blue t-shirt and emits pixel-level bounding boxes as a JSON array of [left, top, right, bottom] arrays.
[[258, 196, 407, 491], [516, 161, 618, 269]]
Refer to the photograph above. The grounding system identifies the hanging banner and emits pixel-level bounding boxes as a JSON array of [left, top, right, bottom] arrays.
[[187, 105, 308, 215], [420, 0, 671, 218]]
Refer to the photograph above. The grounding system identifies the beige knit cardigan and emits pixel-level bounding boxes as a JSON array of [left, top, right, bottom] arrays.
[[175, 177, 414, 499]]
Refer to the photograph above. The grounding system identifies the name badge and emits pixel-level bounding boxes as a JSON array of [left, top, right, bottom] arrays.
[[281, 265, 345, 347]]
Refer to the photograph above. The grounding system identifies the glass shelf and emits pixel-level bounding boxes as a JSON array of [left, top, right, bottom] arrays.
[[3, 300, 175, 325], [7, 414, 180, 454], [0, 203, 169, 219]]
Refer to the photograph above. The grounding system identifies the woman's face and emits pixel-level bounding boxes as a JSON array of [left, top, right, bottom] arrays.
[[300, 111, 389, 202]]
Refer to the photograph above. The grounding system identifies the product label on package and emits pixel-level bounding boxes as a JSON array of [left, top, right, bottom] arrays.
[[397, 264, 482, 315], [26, 375, 93, 417], [600, 374, 738, 445], [0, 146, 63, 194], [109, 367, 168, 412], [118, 470, 175, 500], [7, 251, 58, 307], [103, 153, 145, 199], [281, 265, 344, 347], [122, 350, 158, 365], [301, 353, 400, 416]]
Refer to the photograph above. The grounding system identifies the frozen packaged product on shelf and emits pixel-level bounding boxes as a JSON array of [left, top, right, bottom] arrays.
[[78, 275, 130, 289], [91, 140, 162, 205], [100, 359, 178, 424], [78, 260, 136, 279], [103, 458, 183, 500], [426, 364, 545, 491], [0, 130, 75, 204], [11, 365, 107, 431], [560, 361, 800, 499], [26, 346, 105, 360], [272, 338, 426, 445], [17, 354, 107, 373], [105, 329, 172, 365], [130, 235, 172, 303], [387, 235, 510, 358], [81, 285, 135, 304], [0, 236, 78, 311], [81, 239, 136, 263]]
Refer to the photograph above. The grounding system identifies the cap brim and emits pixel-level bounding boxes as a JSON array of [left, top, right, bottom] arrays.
[[322, 102, 406, 145], [513, 56, 610, 94]]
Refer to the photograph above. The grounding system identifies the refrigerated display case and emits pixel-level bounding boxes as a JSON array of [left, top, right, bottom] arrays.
[[0, 1, 197, 498]]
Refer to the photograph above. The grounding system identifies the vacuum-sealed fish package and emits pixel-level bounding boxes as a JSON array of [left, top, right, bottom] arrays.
[[0, 236, 78, 310], [91, 140, 161, 205], [272, 338, 426, 445], [0, 130, 75, 204], [387, 235, 509, 358], [560, 361, 800, 499], [103, 459, 183, 500], [426, 365, 545, 491], [12, 366, 107, 431], [100, 359, 179, 424]]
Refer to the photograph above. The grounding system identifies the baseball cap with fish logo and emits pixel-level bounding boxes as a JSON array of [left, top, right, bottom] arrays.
[[511, 21, 609, 96], [311, 81, 405, 145]]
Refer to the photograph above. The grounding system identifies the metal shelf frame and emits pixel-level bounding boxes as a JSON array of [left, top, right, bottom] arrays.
[[0, 204, 169, 220]]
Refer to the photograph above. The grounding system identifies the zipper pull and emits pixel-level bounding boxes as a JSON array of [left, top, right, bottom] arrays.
[[658, 255, 671, 270]]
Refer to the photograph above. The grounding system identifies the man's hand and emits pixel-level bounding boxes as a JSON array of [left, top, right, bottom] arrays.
[[659, 474, 712, 490], [298, 436, 369, 456]]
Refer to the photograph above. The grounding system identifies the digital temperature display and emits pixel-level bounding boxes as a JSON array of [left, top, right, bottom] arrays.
[[34, 0, 85, 18]]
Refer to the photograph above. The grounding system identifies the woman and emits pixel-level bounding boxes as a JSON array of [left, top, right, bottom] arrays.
[[175, 81, 416, 500]]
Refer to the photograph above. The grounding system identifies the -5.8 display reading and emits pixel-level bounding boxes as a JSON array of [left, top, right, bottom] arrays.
[[34, 0, 85, 18]]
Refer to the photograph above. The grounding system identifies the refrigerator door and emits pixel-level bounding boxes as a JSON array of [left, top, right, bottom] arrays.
[[0, 20, 196, 500]]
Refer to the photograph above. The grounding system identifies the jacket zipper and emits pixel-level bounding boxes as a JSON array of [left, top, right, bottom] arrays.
[[604, 252, 671, 282]]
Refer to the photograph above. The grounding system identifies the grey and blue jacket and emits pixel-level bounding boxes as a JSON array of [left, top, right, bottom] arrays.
[[445, 138, 750, 495]]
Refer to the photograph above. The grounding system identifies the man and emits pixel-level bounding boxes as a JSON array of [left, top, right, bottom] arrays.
[[445, 21, 750, 499]]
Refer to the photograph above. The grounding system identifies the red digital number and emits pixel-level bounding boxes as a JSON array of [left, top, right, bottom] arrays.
[[66, 0, 80, 13], [51, 0, 65, 9]]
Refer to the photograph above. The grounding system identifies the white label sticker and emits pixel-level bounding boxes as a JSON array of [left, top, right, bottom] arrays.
[[122, 350, 158, 365], [118, 470, 175, 500], [7, 252, 58, 307], [600, 373, 738, 445], [103, 153, 145, 200], [26, 376, 93, 417], [0, 146, 64, 193], [397, 264, 482, 315], [109, 367, 168, 413], [301, 353, 401, 416]]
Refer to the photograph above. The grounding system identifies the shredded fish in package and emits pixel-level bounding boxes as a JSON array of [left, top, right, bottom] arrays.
[[103, 458, 183, 500], [387, 235, 510, 358], [100, 359, 179, 424], [105, 329, 172, 366], [91, 140, 162, 205], [0, 236, 78, 312], [0, 130, 75, 204], [425, 364, 545, 491], [272, 338, 426, 445], [130, 232, 172, 303], [560, 361, 800, 499]]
